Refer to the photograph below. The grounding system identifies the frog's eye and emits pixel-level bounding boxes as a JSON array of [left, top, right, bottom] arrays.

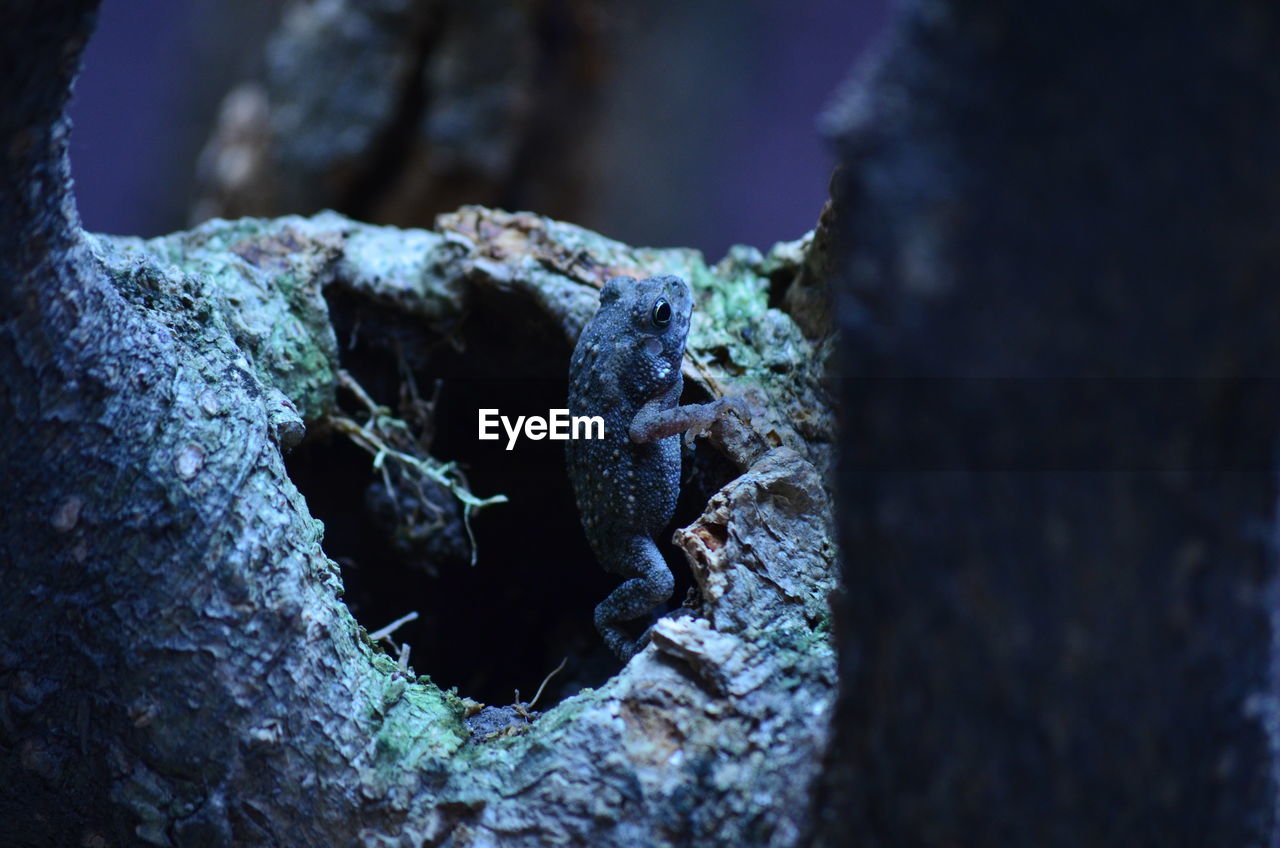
[[652, 298, 672, 328]]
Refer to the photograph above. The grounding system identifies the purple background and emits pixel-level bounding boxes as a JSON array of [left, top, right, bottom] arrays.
[[69, 0, 889, 260]]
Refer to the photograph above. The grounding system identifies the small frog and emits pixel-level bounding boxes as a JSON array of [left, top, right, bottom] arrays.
[[566, 275, 746, 660]]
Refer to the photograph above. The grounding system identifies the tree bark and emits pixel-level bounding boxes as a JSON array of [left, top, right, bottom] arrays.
[[817, 1, 1280, 845], [1, 6, 837, 845], [191, 0, 617, 230], [28, 1, 1280, 845]]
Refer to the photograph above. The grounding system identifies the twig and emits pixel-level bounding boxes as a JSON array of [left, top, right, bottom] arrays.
[[514, 657, 569, 719], [330, 369, 508, 565], [528, 657, 568, 710], [369, 610, 419, 642], [337, 369, 382, 417]]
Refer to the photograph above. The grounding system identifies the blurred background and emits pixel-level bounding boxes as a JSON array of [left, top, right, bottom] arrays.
[[69, 0, 889, 260]]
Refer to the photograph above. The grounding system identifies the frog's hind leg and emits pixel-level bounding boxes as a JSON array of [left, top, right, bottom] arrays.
[[594, 535, 674, 660]]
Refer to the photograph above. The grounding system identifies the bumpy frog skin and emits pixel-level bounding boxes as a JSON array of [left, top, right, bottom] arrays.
[[566, 275, 744, 659]]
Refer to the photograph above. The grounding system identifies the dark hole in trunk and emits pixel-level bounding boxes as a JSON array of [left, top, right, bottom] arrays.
[[285, 286, 739, 708]]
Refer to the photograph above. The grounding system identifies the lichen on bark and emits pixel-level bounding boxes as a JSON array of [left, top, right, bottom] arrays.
[[2, 3, 843, 841], [7, 194, 839, 843]]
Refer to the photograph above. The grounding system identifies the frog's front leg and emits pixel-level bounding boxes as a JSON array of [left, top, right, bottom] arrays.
[[629, 395, 750, 444], [594, 534, 675, 660]]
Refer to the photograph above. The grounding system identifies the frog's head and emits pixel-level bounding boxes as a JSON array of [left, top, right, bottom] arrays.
[[599, 274, 693, 396]]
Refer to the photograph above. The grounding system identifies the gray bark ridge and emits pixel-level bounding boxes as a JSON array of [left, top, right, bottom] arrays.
[[4, 203, 838, 846]]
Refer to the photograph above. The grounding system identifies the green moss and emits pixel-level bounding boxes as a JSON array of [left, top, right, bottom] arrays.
[[371, 683, 469, 773], [91, 217, 344, 425]]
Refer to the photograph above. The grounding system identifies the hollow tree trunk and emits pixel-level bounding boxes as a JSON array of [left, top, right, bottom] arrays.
[[2, 4, 838, 846]]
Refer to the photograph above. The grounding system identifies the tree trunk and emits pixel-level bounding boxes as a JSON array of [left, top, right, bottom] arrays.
[[16, 1, 1277, 846], [190, 0, 616, 229], [1, 5, 838, 845], [817, 1, 1280, 845]]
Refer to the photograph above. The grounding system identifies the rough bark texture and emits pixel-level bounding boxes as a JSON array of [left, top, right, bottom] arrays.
[[26, 0, 1280, 845], [192, 0, 618, 229], [1, 5, 838, 836], [817, 1, 1280, 845]]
